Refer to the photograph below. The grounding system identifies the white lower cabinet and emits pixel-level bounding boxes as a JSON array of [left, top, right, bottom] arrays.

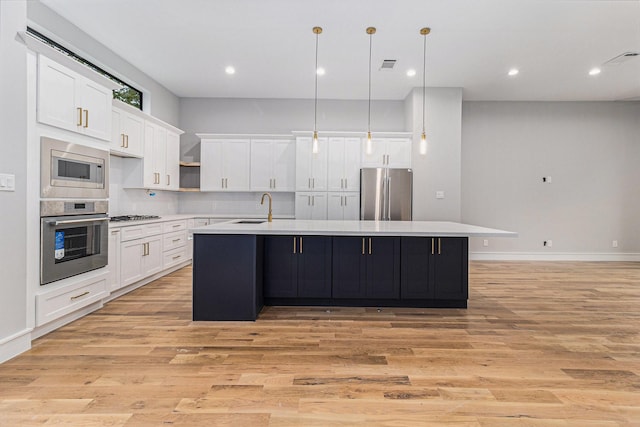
[[162, 220, 188, 269], [110, 219, 190, 292], [327, 192, 360, 220], [108, 228, 121, 292], [295, 192, 328, 220], [120, 234, 163, 288], [35, 269, 109, 327]]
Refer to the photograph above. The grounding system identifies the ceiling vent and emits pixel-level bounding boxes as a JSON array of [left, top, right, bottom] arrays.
[[603, 52, 639, 66], [380, 59, 396, 70]]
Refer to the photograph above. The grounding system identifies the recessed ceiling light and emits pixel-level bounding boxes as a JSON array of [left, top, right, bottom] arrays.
[[508, 68, 519, 76], [589, 67, 601, 76], [316, 67, 325, 76], [225, 66, 235, 75], [406, 69, 416, 77]]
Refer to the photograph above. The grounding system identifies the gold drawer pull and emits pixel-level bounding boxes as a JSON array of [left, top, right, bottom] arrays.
[[77, 107, 83, 126], [70, 291, 89, 301], [172, 255, 181, 260]]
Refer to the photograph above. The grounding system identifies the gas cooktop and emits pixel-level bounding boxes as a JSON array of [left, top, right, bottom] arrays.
[[110, 215, 161, 222]]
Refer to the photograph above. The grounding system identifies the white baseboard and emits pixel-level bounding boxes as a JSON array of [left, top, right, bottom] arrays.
[[470, 251, 640, 261], [0, 328, 32, 364]]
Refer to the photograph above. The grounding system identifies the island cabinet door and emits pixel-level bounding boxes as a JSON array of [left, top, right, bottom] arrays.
[[366, 237, 401, 299], [297, 236, 332, 298], [332, 237, 367, 298], [433, 237, 468, 300], [264, 236, 298, 298], [400, 237, 434, 299]]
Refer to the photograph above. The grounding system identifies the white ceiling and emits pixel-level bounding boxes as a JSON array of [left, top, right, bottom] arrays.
[[39, 0, 640, 101]]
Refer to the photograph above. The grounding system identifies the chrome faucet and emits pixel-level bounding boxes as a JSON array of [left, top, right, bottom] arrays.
[[260, 192, 273, 222]]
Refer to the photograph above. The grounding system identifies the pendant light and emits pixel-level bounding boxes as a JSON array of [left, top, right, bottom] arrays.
[[312, 26, 322, 154], [419, 27, 431, 156], [365, 27, 376, 155]]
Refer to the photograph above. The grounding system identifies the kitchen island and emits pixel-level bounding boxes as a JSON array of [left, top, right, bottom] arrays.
[[192, 220, 516, 320]]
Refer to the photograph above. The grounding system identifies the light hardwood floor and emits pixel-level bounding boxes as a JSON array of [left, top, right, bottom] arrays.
[[1, 261, 639, 426]]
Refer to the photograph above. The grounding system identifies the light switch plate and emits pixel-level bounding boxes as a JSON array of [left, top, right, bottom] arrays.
[[436, 190, 445, 199], [0, 173, 15, 192]]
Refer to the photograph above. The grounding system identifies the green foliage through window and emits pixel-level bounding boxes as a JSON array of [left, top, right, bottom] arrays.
[[27, 27, 143, 110]]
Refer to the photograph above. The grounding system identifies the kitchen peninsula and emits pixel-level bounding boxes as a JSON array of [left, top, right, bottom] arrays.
[[192, 220, 516, 320]]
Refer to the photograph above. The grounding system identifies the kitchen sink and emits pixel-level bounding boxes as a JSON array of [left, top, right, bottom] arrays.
[[235, 220, 266, 224]]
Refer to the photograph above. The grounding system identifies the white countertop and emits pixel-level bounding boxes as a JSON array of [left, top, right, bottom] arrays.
[[108, 214, 294, 228], [191, 219, 517, 238]]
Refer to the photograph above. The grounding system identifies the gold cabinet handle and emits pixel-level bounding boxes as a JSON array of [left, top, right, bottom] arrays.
[[438, 238, 441, 255], [293, 236, 297, 254], [172, 238, 181, 242], [167, 174, 170, 186], [312, 178, 315, 188], [345, 178, 347, 188], [77, 107, 83, 126], [172, 255, 181, 260], [362, 237, 365, 255], [431, 238, 434, 255], [368, 237, 372, 255], [70, 291, 89, 301], [273, 178, 276, 189], [84, 109, 89, 128], [125, 134, 129, 148], [121, 133, 126, 148], [308, 178, 311, 189], [299, 237, 303, 254]]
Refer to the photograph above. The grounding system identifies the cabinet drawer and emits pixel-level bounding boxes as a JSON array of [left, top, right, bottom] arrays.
[[163, 246, 188, 269], [36, 271, 108, 326], [164, 230, 187, 251], [120, 223, 163, 241], [163, 220, 187, 233]]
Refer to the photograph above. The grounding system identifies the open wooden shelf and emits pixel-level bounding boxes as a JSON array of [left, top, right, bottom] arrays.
[[179, 187, 200, 192], [179, 161, 201, 167]]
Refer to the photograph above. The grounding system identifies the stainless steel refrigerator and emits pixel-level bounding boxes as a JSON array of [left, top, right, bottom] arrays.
[[360, 168, 412, 220]]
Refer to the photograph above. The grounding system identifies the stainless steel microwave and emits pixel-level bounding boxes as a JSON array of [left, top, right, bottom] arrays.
[[41, 137, 109, 199]]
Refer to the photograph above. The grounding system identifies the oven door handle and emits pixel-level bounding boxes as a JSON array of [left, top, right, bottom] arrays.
[[46, 217, 109, 226]]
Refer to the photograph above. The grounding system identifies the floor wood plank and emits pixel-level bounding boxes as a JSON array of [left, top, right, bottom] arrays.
[[1, 261, 639, 426]]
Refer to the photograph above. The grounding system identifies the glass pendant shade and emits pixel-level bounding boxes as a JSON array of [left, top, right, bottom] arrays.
[[312, 130, 319, 154], [419, 131, 427, 155], [365, 131, 372, 155]]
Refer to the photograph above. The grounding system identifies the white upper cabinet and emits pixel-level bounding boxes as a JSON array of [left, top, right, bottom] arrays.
[[200, 139, 251, 191], [111, 102, 144, 157], [37, 55, 112, 141], [295, 136, 328, 191], [250, 139, 295, 192], [327, 192, 360, 220], [165, 131, 180, 191], [361, 137, 412, 168], [295, 192, 328, 220], [327, 137, 361, 192], [122, 120, 183, 190]]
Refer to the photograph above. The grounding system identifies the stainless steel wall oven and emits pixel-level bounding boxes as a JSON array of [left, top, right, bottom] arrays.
[[40, 200, 109, 285]]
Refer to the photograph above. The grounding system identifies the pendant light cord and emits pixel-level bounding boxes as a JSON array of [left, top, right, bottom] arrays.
[[368, 31, 372, 134], [314, 31, 319, 133], [422, 30, 427, 134]]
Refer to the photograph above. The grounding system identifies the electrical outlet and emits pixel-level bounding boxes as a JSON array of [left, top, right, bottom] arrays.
[[483, 239, 489, 247], [436, 191, 445, 199], [544, 240, 553, 247], [542, 176, 552, 183], [612, 240, 618, 248]]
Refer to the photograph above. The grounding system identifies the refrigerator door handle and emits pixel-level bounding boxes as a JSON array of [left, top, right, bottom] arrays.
[[387, 176, 392, 221]]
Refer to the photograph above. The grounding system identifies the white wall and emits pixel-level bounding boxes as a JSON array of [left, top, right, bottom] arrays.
[[0, 0, 30, 362], [179, 98, 405, 161], [406, 87, 463, 221], [462, 101, 640, 258]]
